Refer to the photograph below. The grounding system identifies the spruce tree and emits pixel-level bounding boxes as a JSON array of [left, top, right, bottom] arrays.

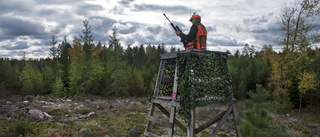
[[240, 85, 288, 137]]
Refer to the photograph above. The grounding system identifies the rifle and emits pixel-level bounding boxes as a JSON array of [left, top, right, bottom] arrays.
[[163, 13, 182, 33], [163, 13, 187, 47]]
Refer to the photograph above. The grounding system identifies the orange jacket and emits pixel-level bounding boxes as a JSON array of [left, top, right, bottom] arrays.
[[185, 23, 207, 50]]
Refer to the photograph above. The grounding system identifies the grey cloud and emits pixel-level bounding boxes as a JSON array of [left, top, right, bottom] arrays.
[[0, 1, 34, 14], [132, 4, 196, 15], [38, 9, 58, 16], [75, 4, 104, 16], [116, 22, 140, 35], [0, 16, 49, 40], [35, 0, 82, 5], [109, 6, 126, 15], [209, 36, 245, 47], [206, 26, 217, 33], [89, 16, 117, 42], [119, 0, 135, 7], [147, 26, 162, 35], [2, 41, 29, 50]]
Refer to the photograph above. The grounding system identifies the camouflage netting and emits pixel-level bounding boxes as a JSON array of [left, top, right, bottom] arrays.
[[176, 51, 233, 124], [159, 59, 176, 96], [158, 51, 233, 124]]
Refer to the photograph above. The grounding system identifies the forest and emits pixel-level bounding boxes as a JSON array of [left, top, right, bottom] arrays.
[[0, 0, 319, 136]]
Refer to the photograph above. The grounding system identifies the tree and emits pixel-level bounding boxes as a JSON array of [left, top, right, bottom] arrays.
[[49, 35, 58, 59], [42, 65, 55, 94], [80, 19, 94, 56], [276, 0, 320, 109], [124, 44, 134, 64], [242, 43, 255, 57], [278, 0, 320, 50], [69, 38, 84, 64], [105, 28, 128, 96], [136, 44, 146, 66], [20, 62, 43, 95], [52, 76, 66, 97], [57, 36, 72, 86], [239, 85, 288, 137]]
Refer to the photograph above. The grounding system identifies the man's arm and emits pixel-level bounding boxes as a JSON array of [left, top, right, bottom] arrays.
[[178, 24, 198, 41]]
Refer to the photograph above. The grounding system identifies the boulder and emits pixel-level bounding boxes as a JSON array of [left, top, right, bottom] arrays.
[[26, 109, 53, 120]]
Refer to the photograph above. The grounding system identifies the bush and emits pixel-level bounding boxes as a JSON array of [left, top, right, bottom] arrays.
[[239, 85, 288, 137], [52, 76, 67, 97], [11, 119, 34, 136], [0, 82, 6, 98]]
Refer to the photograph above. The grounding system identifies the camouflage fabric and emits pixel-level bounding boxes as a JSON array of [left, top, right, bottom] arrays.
[[158, 51, 233, 123]]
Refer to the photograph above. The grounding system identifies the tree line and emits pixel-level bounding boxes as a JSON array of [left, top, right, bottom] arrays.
[[0, 19, 172, 98]]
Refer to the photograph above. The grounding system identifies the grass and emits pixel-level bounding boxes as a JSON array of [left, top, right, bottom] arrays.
[[0, 96, 150, 137], [0, 96, 319, 137]]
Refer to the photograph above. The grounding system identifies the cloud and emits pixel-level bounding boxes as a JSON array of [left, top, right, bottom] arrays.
[[118, 0, 135, 7], [75, 4, 104, 16], [0, 1, 34, 15], [34, 0, 81, 5], [0, 16, 49, 40], [2, 41, 29, 50], [0, 0, 290, 58], [209, 36, 245, 47], [132, 4, 196, 15]]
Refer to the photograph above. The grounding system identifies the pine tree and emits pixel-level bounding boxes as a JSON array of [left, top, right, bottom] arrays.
[[49, 35, 58, 59], [20, 62, 43, 95], [80, 18, 94, 57], [240, 85, 288, 137], [52, 76, 66, 97]]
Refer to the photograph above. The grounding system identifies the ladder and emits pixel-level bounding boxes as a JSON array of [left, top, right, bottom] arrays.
[[144, 50, 241, 137]]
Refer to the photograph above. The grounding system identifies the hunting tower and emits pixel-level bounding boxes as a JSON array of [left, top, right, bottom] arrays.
[[144, 49, 240, 137]]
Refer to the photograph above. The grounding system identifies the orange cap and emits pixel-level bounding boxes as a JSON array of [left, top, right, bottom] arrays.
[[189, 15, 201, 21]]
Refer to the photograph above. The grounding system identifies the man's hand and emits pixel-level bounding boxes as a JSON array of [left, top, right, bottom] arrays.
[[175, 30, 181, 36]]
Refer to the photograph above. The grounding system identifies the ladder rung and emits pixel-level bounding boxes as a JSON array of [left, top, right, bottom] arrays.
[[161, 78, 174, 83], [148, 116, 173, 128], [151, 98, 180, 107], [144, 131, 160, 137]]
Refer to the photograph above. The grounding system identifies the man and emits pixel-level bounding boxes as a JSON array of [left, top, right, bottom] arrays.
[[176, 12, 207, 50]]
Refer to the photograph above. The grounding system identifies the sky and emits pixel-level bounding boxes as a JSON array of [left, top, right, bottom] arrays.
[[0, 0, 292, 59]]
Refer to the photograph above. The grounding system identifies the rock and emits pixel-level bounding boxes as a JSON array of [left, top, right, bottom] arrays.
[[6, 101, 12, 105], [24, 95, 34, 101], [26, 109, 53, 120], [128, 126, 138, 137], [129, 101, 134, 106], [23, 101, 29, 104], [79, 128, 91, 135], [87, 112, 97, 118], [43, 112, 53, 119]]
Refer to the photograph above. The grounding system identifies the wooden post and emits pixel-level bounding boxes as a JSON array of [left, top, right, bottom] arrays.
[[232, 103, 241, 137], [168, 62, 179, 136], [187, 109, 196, 137]]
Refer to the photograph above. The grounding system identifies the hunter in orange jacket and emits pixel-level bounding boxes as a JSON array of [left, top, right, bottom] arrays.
[[176, 13, 207, 50]]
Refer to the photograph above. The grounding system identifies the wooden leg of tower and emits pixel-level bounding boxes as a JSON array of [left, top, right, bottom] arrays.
[[187, 109, 195, 137], [232, 102, 241, 137], [145, 103, 156, 133], [210, 104, 234, 137], [168, 106, 176, 137]]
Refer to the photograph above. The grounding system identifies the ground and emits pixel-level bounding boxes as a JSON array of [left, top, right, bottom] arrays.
[[0, 95, 319, 137]]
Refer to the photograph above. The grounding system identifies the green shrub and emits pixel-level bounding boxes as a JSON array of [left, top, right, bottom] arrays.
[[11, 119, 34, 136], [240, 85, 289, 137], [52, 76, 67, 97]]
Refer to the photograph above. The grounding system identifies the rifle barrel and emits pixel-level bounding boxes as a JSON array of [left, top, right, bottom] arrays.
[[163, 13, 173, 23]]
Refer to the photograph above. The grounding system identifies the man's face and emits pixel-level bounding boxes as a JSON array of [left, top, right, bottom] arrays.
[[190, 18, 199, 24]]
